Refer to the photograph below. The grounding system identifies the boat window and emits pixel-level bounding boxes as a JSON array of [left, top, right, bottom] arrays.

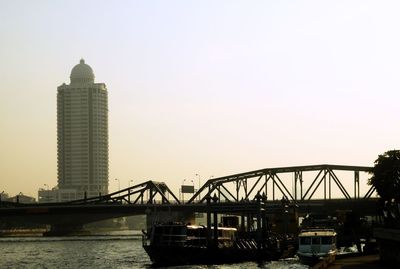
[[300, 237, 311, 245], [154, 227, 163, 235], [172, 226, 185, 235], [321, 236, 332, 244], [312, 237, 320, 245], [189, 227, 206, 237], [187, 228, 196, 237], [199, 228, 207, 237]]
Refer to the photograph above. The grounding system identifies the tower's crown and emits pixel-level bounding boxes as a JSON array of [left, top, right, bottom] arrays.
[[70, 59, 95, 84]]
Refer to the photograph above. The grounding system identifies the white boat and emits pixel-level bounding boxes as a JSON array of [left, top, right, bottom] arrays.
[[297, 228, 337, 266]]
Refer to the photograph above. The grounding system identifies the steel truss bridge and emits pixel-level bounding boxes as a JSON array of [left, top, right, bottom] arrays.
[[188, 164, 375, 203], [0, 164, 379, 229], [62, 164, 376, 205]]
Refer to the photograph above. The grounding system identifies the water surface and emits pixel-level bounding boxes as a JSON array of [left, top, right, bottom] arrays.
[[0, 231, 308, 269]]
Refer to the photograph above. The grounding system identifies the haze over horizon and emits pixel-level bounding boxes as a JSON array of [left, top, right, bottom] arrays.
[[1, 0, 400, 198]]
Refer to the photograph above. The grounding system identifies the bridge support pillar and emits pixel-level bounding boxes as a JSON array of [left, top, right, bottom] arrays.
[[241, 214, 245, 233], [206, 196, 212, 247], [213, 211, 218, 247], [255, 193, 262, 249], [247, 213, 252, 233], [212, 194, 219, 247]]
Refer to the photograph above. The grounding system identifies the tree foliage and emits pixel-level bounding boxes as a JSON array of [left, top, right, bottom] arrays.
[[369, 150, 400, 201]]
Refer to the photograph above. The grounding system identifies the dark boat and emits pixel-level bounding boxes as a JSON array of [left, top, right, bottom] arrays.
[[142, 222, 295, 265]]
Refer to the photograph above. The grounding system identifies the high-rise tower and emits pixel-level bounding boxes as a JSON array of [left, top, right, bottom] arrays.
[[57, 59, 109, 198]]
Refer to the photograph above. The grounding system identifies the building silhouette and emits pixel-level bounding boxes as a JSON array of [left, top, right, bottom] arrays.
[[56, 59, 109, 200]]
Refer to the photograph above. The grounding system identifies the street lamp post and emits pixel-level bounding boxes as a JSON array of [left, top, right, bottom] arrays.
[[195, 173, 201, 200], [181, 179, 186, 202], [115, 178, 120, 191], [127, 180, 134, 203]]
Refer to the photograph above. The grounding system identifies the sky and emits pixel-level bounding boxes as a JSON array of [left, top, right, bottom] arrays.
[[1, 0, 400, 198]]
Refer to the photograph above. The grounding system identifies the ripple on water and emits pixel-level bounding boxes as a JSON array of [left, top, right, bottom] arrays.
[[0, 236, 308, 269]]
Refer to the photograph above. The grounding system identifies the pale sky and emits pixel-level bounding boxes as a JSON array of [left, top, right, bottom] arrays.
[[1, 0, 399, 198]]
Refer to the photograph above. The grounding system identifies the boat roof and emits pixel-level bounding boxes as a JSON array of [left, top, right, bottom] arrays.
[[299, 229, 336, 237], [187, 225, 237, 231], [154, 223, 236, 231]]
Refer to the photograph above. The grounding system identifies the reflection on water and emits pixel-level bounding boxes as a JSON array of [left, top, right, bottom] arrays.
[[0, 231, 308, 269]]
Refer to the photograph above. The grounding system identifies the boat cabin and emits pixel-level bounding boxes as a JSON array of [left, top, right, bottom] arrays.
[[297, 228, 337, 262], [146, 223, 237, 248]]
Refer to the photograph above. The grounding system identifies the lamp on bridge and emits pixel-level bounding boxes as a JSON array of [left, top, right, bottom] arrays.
[[195, 174, 201, 200], [127, 179, 134, 203]]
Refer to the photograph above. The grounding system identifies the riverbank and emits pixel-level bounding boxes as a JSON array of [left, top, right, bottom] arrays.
[[0, 228, 142, 237], [0, 228, 46, 237], [326, 254, 387, 269]]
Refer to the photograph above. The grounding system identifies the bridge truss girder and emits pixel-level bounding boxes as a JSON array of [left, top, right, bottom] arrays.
[[66, 181, 180, 205], [187, 164, 375, 204]]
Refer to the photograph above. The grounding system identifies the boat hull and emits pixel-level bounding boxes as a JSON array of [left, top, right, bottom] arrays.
[[142, 223, 296, 265], [144, 244, 285, 265], [297, 252, 336, 266]]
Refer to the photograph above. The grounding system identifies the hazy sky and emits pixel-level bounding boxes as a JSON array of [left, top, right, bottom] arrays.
[[1, 0, 399, 198]]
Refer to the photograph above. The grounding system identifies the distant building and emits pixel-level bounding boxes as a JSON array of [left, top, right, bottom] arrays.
[[5, 193, 36, 203], [0, 192, 9, 202], [56, 59, 109, 199], [38, 187, 83, 203]]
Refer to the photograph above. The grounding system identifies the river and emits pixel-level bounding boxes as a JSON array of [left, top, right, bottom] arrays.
[[0, 231, 308, 269]]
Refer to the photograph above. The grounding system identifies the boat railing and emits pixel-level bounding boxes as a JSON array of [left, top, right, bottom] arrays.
[[154, 234, 187, 246], [186, 236, 207, 247], [300, 228, 336, 233], [142, 233, 187, 247]]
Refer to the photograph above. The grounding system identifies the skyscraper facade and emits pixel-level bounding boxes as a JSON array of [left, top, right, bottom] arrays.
[[57, 59, 109, 199]]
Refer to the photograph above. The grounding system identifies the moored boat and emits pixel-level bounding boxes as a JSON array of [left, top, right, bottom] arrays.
[[297, 228, 337, 266]]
